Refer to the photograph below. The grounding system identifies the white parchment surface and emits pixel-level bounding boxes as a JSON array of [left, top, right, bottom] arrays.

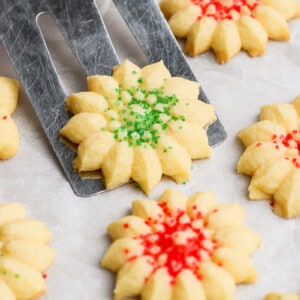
[[0, 0, 300, 299]]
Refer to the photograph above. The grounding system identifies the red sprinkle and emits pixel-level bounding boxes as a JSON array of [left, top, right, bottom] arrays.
[[282, 134, 292, 147], [2, 116, 7, 120], [196, 211, 203, 219], [42, 274, 48, 279], [123, 223, 129, 229], [144, 276, 149, 283], [256, 142, 262, 147]]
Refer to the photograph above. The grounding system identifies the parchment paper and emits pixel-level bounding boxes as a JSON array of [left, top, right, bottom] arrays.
[[0, 0, 300, 299]]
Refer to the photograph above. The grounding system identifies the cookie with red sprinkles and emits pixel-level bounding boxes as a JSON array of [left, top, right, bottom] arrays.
[[101, 188, 261, 300], [160, 0, 300, 63], [237, 95, 300, 218]]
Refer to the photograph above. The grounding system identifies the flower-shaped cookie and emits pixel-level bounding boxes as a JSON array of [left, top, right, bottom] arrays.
[[0, 77, 20, 160], [265, 293, 300, 300], [237, 95, 300, 218], [0, 202, 54, 299], [160, 0, 300, 63], [60, 60, 216, 194], [101, 188, 261, 300]]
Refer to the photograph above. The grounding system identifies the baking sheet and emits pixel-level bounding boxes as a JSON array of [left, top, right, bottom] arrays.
[[1, 0, 300, 299]]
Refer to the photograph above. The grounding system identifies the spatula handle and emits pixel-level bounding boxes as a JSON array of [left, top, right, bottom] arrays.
[[32, 0, 119, 76], [0, 0, 106, 196]]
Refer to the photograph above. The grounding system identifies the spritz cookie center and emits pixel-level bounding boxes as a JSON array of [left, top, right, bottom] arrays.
[[105, 83, 184, 148], [191, 0, 260, 21], [128, 203, 216, 283]]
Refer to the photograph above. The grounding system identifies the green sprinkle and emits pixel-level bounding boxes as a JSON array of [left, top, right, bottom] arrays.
[[14, 273, 20, 279], [132, 70, 137, 75], [100, 127, 105, 131], [179, 125, 183, 129], [162, 124, 168, 130], [182, 181, 187, 185], [137, 77, 143, 84], [135, 183, 141, 190]]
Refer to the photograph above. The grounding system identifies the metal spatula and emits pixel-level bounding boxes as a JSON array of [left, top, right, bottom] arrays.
[[0, 0, 226, 197]]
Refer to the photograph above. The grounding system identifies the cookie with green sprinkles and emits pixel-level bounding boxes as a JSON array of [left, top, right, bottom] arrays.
[[60, 59, 216, 194], [0, 202, 54, 299]]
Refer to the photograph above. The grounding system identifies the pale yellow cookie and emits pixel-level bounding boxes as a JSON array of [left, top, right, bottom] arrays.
[[265, 293, 300, 300], [0, 77, 20, 160], [160, 0, 300, 63], [237, 95, 300, 218], [101, 188, 261, 300], [0, 202, 54, 300], [60, 60, 216, 194]]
